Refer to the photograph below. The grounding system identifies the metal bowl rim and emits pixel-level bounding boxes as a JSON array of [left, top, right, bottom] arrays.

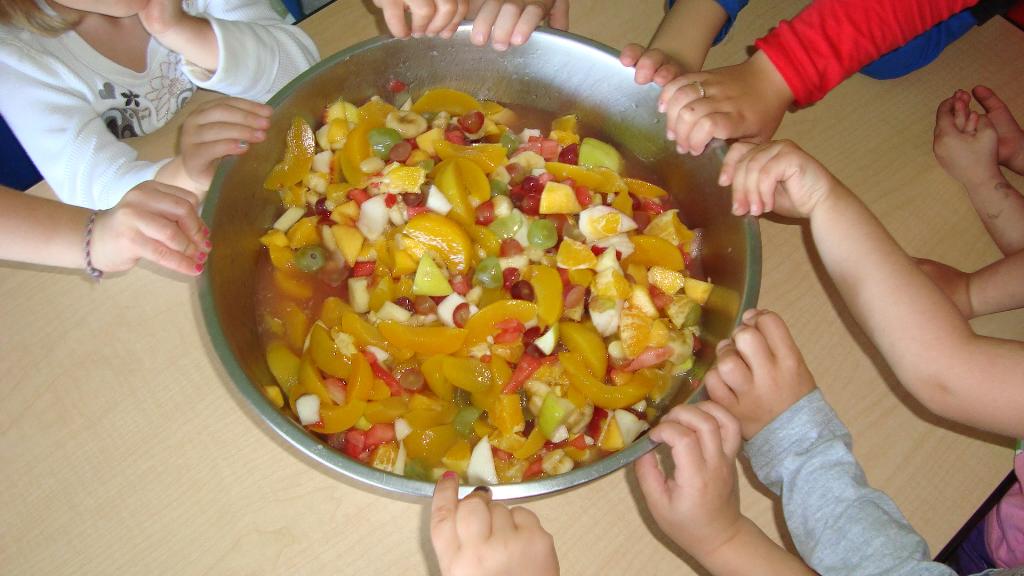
[[199, 25, 762, 500]]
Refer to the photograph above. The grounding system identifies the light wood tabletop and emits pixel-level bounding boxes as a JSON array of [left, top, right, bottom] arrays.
[[3, 1, 1023, 574]]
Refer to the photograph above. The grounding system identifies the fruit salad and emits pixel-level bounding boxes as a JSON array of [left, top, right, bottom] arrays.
[[257, 86, 712, 485]]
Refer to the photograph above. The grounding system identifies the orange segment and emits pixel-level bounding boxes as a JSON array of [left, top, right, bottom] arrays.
[[411, 88, 482, 116], [623, 177, 668, 198], [434, 158, 488, 225], [558, 321, 607, 377], [379, 322, 468, 355], [464, 300, 538, 347], [264, 117, 315, 190], [627, 235, 685, 271], [556, 237, 597, 270], [435, 141, 508, 174], [402, 213, 475, 273], [523, 265, 563, 326]]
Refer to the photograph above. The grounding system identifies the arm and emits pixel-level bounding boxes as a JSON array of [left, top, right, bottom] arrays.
[[755, 0, 978, 107], [620, 0, 729, 86], [724, 140, 1024, 438], [175, 0, 319, 103], [969, 251, 1024, 316], [0, 39, 166, 209], [745, 391, 956, 576], [0, 183, 208, 276]]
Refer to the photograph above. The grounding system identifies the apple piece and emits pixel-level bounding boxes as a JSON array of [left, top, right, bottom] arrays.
[[595, 233, 635, 258], [666, 294, 702, 328], [394, 418, 412, 441], [394, 441, 407, 476], [312, 150, 333, 174], [356, 194, 389, 241], [377, 301, 413, 323], [348, 277, 370, 313], [578, 205, 636, 242], [630, 284, 659, 318], [579, 137, 624, 174], [588, 296, 622, 337], [539, 181, 582, 214], [537, 392, 574, 440], [533, 325, 560, 356], [613, 409, 650, 445], [426, 184, 453, 216], [598, 414, 624, 451], [413, 255, 453, 297], [273, 206, 306, 232], [467, 435, 499, 485], [295, 394, 321, 426]]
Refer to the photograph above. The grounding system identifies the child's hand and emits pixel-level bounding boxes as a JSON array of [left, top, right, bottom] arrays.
[[659, 51, 792, 156], [704, 309, 816, 439], [619, 44, 683, 86], [635, 401, 744, 558], [373, 0, 470, 39], [915, 258, 973, 318], [720, 139, 839, 217], [179, 97, 272, 190], [468, 0, 569, 50], [973, 86, 1024, 175], [431, 473, 559, 576], [91, 181, 209, 276], [933, 91, 1002, 188]]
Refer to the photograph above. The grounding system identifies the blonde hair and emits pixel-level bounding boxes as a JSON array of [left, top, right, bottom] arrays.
[[0, 0, 76, 36]]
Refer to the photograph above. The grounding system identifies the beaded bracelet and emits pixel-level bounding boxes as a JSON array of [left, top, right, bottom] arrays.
[[83, 211, 104, 280]]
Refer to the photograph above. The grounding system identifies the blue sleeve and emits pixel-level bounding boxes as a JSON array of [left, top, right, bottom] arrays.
[[665, 0, 749, 45], [860, 8, 978, 79]]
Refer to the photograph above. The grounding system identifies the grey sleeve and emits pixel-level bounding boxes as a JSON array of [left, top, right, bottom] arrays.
[[743, 390, 957, 576]]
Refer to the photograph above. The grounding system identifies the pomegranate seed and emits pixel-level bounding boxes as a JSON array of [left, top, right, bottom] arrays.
[[458, 110, 485, 134], [563, 284, 586, 308], [491, 447, 514, 461], [406, 137, 419, 150], [510, 280, 535, 301], [388, 140, 412, 163], [493, 329, 522, 344], [475, 200, 495, 225], [520, 193, 541, 216], [394, 296, 414, 312], [639, 197, 666, 214], [508, 184, 526, 200], [502, 267, 520, 289], [352, 261, 375, 277], [574, 185, 592, 207], [407, 205, 428, 218], [399, 368, 425, 391], [431, 296, 446, 305], [317, 215, 334, 227], [452, 302, 471, 328], [413, 295, 437, 315], [445, 130, 466, 145], [499, 238, 524, 257], [558, 143, 579, 164], [522, 419, 535, 437], [528, 135, 543, 143], [314, 197, 330, 217], [349, 188, 369, 205], [693, 337, 703, 353], [387, 79, 408, 93], [522, 326, 542, 348], [451, 274, 470, 296], [326, 432, 346, 450], [591, 245, 607, 256], [537, 172, 552, 185], [521, 175, 543, 195], [403, 192, 425, 207], [539, 139, 560, 161], [384, 193, 397, 208]]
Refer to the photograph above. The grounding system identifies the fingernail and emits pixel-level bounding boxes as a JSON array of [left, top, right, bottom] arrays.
[[203, 228, 211, 237], [742, 308, 759, 322], [194, 262, 204, 273], [719, 174, 728, 186], [197, 251, 208, 263], [731, 203, 741, 215], [472, 486, 491, 494], [254, 130, 266, 140], [442, 471, 457, 480], [512, 34, 524, 44], [204, 239, 212, 250], [716, 338, 731, 352], [238, 140, 249, 149]]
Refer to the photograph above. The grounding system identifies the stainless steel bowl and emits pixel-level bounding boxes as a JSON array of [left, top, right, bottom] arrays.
[[200, 25, 761, 500]]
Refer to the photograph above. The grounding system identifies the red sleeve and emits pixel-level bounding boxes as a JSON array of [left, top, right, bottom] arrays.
[[754, 0, 978, 106]]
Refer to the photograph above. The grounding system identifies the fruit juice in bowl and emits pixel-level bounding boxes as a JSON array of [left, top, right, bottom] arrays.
[[200, 27, 760, 500]]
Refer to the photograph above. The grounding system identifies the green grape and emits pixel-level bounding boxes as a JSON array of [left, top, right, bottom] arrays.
[[488, 212, 522, 240], [418, 158, 436, 173], [500, 130, 519, 156], [490, 179, 509, 196], [368, 127, 402, 159], [452, 406, 483, 438], [528, 219, 558, 250], [473, 256, 502, 289], [294, 245, 327, 273]]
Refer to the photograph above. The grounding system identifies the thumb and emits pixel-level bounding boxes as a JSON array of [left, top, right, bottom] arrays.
[[634, 451, 670, 514]]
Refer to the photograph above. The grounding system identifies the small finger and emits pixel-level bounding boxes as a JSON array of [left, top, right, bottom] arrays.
[[620, 43, 644, 67], [455, 487, 493, 544], [511, 506, 543, 530], [408, 0, 436, 37], [489, 502, 516, 534], [652, 63, 682, 87], [510, 2, 545, 45], [489, 3, 523, 50], [136, 235, 202, 276], [634, 51, 665, 85], [425, 0, 456, 36], [379, 0, 410, 37], [431, 472, 461, 562], [712, 339, 754, 396], [650, 420, 704, 483], [694, 401, 743, 458], [634, 451, 670, 510], [470, 0, 501, 45], [719, 140, 757, 187], [703, 367, 738, 407], [440, 0, 470, 37]]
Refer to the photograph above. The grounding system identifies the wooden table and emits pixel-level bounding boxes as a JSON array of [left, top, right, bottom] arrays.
[[3, 2, 1023, 574]]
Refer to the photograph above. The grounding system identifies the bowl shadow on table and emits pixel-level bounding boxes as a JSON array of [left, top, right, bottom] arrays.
[[790, 220, 1012, 448]]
